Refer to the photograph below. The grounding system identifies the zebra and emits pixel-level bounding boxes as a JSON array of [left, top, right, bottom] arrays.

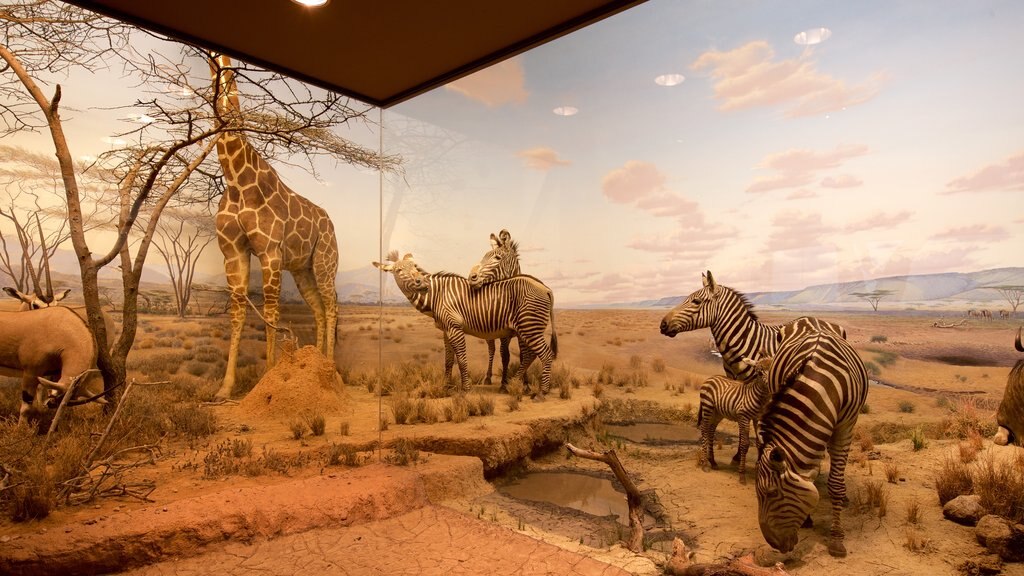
[[659, 270, 846, 383], [696, 372, 771, 483], [755, 328, 868, 558], [659, 271, 846, 467], [468, 229, 519, 389], [373, 252, 558, 396]]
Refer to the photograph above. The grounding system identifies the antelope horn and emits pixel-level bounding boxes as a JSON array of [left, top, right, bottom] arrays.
[[38, 376, 66, 392], [1016, 326, 1023, 353]]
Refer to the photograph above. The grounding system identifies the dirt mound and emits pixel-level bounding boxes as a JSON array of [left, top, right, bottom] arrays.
[[237, 345, 345, 420]]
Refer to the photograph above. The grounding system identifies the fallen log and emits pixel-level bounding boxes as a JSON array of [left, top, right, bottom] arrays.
[[666, 538, 791, 576], [565, 442, 644, 552], [933, 319, 968, 328]]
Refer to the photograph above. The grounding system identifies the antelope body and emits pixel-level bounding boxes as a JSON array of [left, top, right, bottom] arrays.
[[3, 287, 119, 353], [0, 307, 102, 424]]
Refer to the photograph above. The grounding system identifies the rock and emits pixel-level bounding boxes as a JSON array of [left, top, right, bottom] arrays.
[[944, 494, 986, 526], [976, 515, 1024, 562], [958, 554, 1003, 575]]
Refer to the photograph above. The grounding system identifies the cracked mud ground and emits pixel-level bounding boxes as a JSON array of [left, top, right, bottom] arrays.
[[124, 505, 633, 576]]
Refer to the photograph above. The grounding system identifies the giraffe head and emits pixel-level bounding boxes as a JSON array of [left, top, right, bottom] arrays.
[[373, 251, 429, 293], [207, 52, 242, 118], [468, 229, 520, 288]]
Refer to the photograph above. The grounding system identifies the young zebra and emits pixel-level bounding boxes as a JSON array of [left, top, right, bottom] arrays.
[[468, 230, 520, 389], [696, 372, 771, 483], [755, 328, 868, 558], [374, 252, 558, 396]]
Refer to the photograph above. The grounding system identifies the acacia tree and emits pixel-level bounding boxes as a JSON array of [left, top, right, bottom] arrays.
[[850, 289, 897, 312], [987, 285, 1023, 317], [1, 1, 399, 402], [152, 206, 216, 317]]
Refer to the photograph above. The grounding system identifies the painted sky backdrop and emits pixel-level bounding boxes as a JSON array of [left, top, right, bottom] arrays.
[[4, 0, 1023, 306]]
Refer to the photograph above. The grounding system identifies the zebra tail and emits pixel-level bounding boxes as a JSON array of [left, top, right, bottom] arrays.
[[549, 297, 558, 360]]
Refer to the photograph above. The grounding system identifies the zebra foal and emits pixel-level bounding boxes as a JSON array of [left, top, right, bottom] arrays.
[[374, 252, 558, 396], [755, 328, 868, 558], [696, 372, 770, 483]]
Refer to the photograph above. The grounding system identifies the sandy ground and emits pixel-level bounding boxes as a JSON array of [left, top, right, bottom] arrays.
[[1, 305, 1023, 575]]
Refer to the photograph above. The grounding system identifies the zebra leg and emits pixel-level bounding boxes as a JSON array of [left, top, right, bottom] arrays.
[[700, 412, 720, 471], [499, 336, 511, 389], [446, 329, 471, 393], [736, 416, 750, 484], [518, 349, 536, 397], [485, 339, 496, 385], [825, 429, 854, 557], [442, 334, 456, 388]]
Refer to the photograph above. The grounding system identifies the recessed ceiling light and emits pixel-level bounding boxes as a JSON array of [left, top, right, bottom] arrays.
[[654, 74, 685, 87], [794, 27, 831, 46], [292, 0, 329, 6], [553, 106, 579, 117]]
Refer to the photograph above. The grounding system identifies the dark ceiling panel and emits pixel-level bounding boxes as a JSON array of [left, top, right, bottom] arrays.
[[64, 0, 647, 108]]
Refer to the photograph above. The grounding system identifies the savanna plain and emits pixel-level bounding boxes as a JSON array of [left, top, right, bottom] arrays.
[[0, 301, 1021, 576]]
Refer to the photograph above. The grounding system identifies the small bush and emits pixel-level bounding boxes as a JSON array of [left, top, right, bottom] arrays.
[[289, 419, 306, 440], [935, 454, 973, 505], [339, 421, 350, 436], [974, 454, 1024, 523], [387, 438, 419, 466], [863, 361, 880, 376], [473, 395, 495, 416], [304, 411, 326, 436], [884, 462, 900, 484], [446, 396, 470, 423], [910, 427, 927, 451], [391, 396, 415, 425], [629, 355, 642, 369], [905, 497, 921, 525], [898, 400, 915, 414], [870, 335, 888, 343]]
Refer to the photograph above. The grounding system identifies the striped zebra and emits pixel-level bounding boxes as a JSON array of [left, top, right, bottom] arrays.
[[696, 372, 771, 483], [373, 252, 558, 396], [468, 230, 519, 389], [660, 271, 845, 468], [755, 328, 868, 558], [659, 271, 846, 383]]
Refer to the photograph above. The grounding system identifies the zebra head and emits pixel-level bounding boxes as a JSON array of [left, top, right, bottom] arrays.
[[372, 252, 430, 295], [659, 270, 722, 337], [755, 444, 819, 554], [468, 229, 520, 289]]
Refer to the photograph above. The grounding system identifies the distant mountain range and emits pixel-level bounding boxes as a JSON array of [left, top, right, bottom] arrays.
[[604, 267, 1024, 311]]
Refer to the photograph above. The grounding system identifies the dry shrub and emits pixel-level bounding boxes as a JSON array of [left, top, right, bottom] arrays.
[[592, 382, 604, 399], [942, 396, 997, 439], [959, 440, 978, 464], [446, 396, 469, 423], [304, 411, 326, 436], [415, 399, 440, 424], [855, 428, 875, 452], [905, 497, 921, 525], [884, 461, 900, 484], [391, 396, 415, 425], [386, 438, 419, 466], [472, 395, 495, 416], [652, 358, 666, 373], [289, 419, 306, 440], [339, 421, 350, 436], [973, 453, 1024, 523], [904, 528, 933, 553], [935, 454, 974, 505]]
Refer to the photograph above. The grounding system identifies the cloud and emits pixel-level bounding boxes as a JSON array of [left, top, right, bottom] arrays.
[[444, 57, 528, 107], [746, 144, 869, 194], [821, 174, 862, 189], [843, 211, 912, 233], [944, 150, 1024, 193], [516, 147, 570, 171], [602, 161, 666, 204], [930, 224, 1010, 243], [626, 226, 734, 257], [690, 41, 883, 118], [766, 211, 832, 252]]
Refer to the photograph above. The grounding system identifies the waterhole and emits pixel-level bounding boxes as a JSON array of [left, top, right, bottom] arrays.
[[498, 471, 655, 526], [606, 422, 733, 445]]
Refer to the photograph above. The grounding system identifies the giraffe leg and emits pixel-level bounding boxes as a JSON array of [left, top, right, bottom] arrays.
[[259, 255, 283, 368], [216, 249, 250, 399], [485, 339, 496, 385], [293, 268, 326, 349], [826, 428, 854, 557], [312, 242, 338, 364]]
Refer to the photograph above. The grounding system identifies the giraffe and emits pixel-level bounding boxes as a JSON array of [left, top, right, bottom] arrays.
[[208, 54, 339, 398]]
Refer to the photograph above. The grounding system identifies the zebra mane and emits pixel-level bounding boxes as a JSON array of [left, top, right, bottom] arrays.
[[719, 284, 758, 322]]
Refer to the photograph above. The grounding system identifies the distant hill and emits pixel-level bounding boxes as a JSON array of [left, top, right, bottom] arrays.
[[601, 267, 1024, 311]]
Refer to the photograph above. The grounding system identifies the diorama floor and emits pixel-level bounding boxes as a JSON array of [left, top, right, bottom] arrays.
[[0, 305, 1022, 576]]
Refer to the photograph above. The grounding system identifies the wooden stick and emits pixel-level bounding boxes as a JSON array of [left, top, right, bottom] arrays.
[[565, 442, 644, 552]]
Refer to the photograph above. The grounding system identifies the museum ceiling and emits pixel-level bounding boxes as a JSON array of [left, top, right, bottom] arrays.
[[64, 0, 647, 108]]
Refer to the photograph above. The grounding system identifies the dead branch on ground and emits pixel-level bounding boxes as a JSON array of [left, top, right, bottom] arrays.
[[666, 538, 791, 576], [932, 319, 967, 328], [565, 442, 645, 552]]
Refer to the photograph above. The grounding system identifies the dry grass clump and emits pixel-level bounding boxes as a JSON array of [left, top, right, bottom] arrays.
[[386, 438, 419, 466], [973, 453, 1024, 523], [445, 395, 470, 423], [905, 497, 921, 525], [506, 380, 524, 412], [942, 396, 997, 439], [884, 461, 900, 484], [903, 528, 933, 553], [325, 442, 361, 467], [935, 454, 974, 505]]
